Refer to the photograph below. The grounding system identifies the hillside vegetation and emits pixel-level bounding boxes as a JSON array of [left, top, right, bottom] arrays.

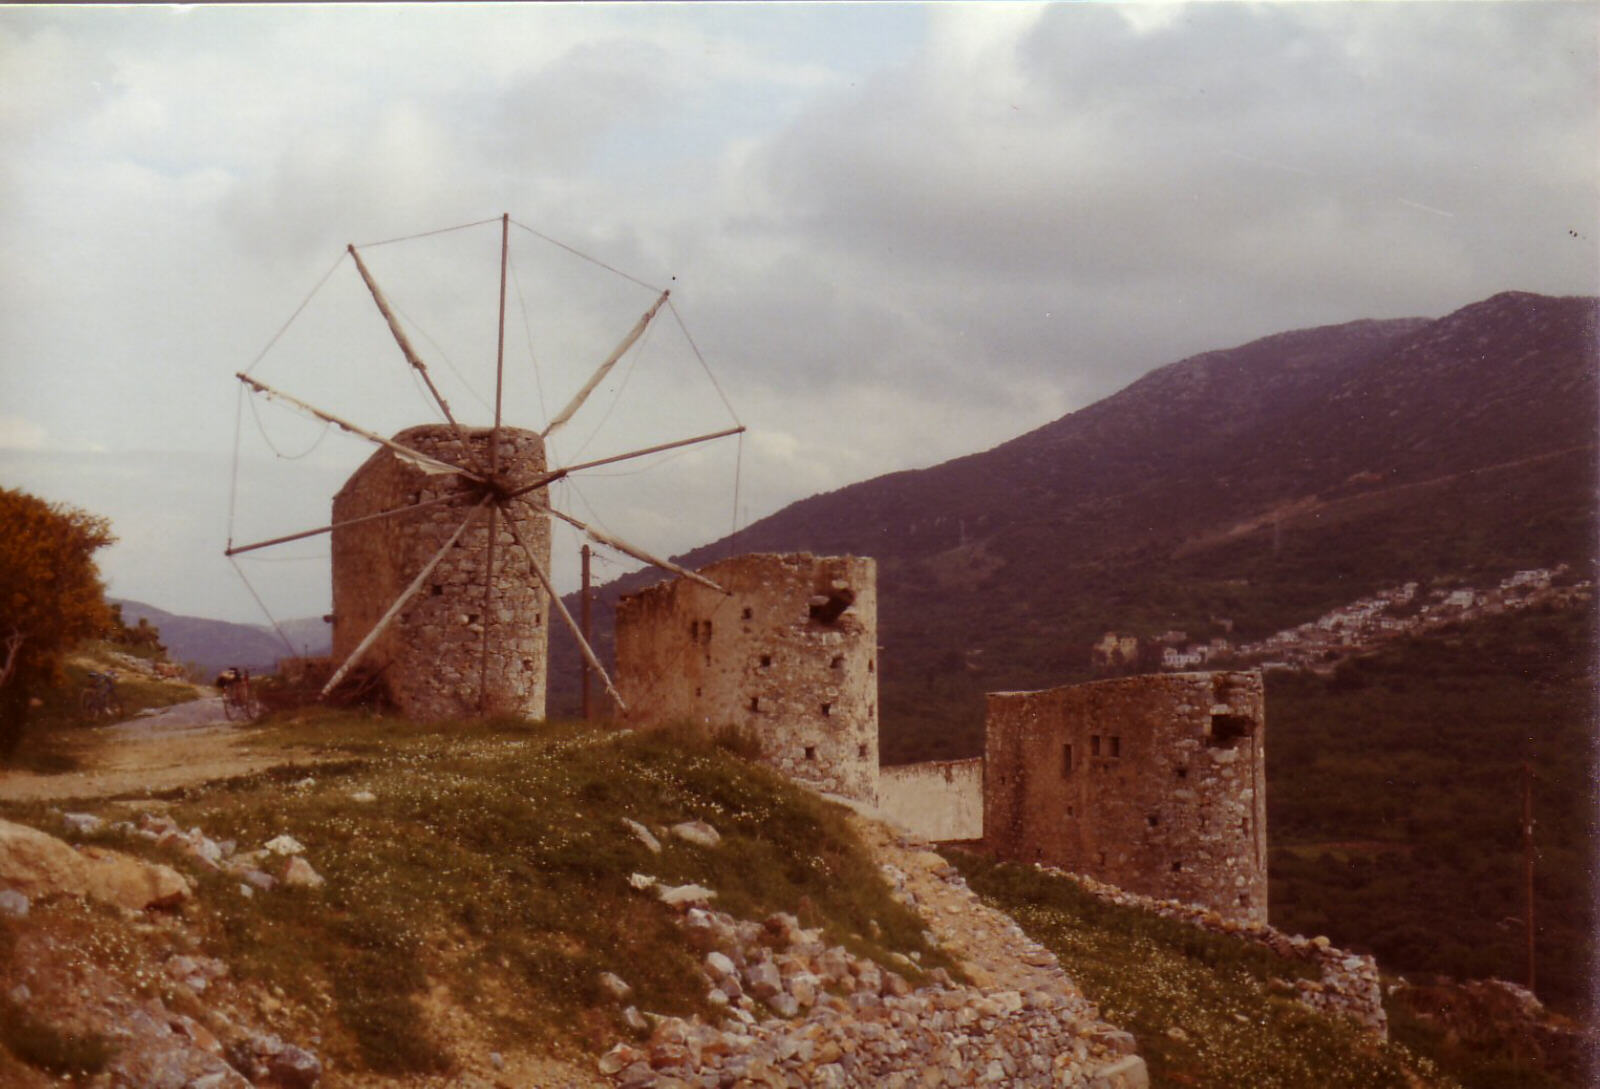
[[1267, 603, 1597, 1019], [0, 714, 951, 1080], [949, 851, 1448, 1089]]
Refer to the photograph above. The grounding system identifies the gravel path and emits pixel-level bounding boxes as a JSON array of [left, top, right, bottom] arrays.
[[107, 695, 232, 736], [0, 696, 300, 803]]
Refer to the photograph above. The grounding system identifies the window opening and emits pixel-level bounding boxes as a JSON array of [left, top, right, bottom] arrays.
[[1208, 712, 1254, 749], [1061, 744, 1073, 777], [749, 696, 760, 712], [1090, 735, 1101, 757], [1109, 736, 1122, 758], [830, 655, 845, 670], [804, 745, 817, 761], [741, 606, 753, 620], [759, 654, 772, 668], [857, 743, 869, 759], [821, 702, 832, 717], [1147, 814, 1160, 827], [809, 587, 855, 625]]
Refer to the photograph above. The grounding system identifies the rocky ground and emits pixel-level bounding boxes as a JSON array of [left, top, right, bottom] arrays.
[[595, 815, 1148, 1087]]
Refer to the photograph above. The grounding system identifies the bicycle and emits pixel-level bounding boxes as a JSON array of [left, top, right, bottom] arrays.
[[78, 671, 124, 722], [221, 670, 263, 722]]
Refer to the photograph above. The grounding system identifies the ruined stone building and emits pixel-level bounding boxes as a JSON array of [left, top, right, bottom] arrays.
[[878, 758, 984, 842], [983, 671, 1267, 924], [614, 553, 879, 804], [330, 425, 550, 720]]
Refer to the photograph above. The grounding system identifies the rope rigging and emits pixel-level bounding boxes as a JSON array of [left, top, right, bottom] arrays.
[[225, 211, 748, 698]]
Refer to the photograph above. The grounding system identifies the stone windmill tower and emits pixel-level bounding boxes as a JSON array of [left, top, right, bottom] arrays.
[[225, 215, 742, 720]]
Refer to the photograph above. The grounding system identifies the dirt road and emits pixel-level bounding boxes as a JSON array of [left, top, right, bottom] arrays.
[[0, 697, 294, 802]]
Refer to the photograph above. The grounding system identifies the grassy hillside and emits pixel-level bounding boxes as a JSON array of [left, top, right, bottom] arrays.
[[948, 851, 1450, 1089], [1266, 602, 1598, 1019], [0, 714, 950, 1077]]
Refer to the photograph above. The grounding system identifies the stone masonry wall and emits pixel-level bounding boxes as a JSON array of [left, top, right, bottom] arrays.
[[615, 553, 879, 804], [984, 671, 1267, 925], [330, 425, 550, 721], [879, 759, 984, 843]]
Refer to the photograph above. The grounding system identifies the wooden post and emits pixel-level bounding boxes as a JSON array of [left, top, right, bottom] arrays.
[[581, 544, 592, 721], [1523, 761, 1536, 993]]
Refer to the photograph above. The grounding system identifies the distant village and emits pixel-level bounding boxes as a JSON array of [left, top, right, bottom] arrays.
[[1093, 565, 1593, 676]]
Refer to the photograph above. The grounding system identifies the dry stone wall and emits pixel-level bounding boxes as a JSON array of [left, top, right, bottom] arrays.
[[331, 425, 550, 721], [879, 758, 984, 842], [984, 671, 1267, 925], [615, 553, 879, 803]]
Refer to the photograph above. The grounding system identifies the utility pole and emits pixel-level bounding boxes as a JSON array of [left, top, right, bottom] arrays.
[[1522, 761, 1536, 993], [580, 544, 593, 720]]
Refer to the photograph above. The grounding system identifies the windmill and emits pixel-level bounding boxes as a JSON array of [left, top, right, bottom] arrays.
[[225, 214, 742, 719]]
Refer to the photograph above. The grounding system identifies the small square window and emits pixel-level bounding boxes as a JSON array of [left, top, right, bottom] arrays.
[[742, 606, 753, 620], [1109, 736, 1122, 758], [821, 702, 832, 717], [804, 745, 817, 761], [1090, 735, 1102, 757], [749, 696, 760, 712], [759, 654, 772, 668]]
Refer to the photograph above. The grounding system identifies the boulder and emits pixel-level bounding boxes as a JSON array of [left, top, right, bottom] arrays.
[[669, 820, 722, 848], [0, 819, 189, 910], [656, 882, 717, 906], [281, 857, 325, 889], [622, 818, 662, 853]]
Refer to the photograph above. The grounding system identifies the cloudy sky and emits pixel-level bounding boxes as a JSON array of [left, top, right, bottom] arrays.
[[2, 3, 1595, 626]]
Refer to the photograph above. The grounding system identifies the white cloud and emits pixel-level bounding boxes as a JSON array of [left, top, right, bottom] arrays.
[[0, 2, 1593, 624]]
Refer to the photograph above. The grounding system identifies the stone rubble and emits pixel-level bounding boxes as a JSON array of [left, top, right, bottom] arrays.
[[1039, 866, 1387, 1035], [0, 816, 191, 911], [606, 820, 1148, 1088]]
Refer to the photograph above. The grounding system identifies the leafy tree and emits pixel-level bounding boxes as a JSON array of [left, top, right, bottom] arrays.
[[0, 487, 115, 758]]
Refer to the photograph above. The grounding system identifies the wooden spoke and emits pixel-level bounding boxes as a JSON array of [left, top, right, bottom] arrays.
[[505, 424, 745, 502], [541, 289, 671, 438], [526, 498, 726, 593], [320, 499, 490, 699], [225, 492, 465, 557], [348, 245, 489, 477], [479, 504, 499, 712], [502, 505, 628, 713], [238, 374, 487, 482], [493, 213, 509, 444]]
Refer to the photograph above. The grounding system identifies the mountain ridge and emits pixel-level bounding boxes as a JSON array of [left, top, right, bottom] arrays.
[[549, 289, 1598, 762]]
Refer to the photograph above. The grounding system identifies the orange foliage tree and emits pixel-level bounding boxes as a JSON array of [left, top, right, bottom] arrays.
[[0, 487, 116, 758]]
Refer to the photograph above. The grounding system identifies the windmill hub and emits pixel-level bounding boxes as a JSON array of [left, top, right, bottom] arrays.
[[330, 424, 552, 720]]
